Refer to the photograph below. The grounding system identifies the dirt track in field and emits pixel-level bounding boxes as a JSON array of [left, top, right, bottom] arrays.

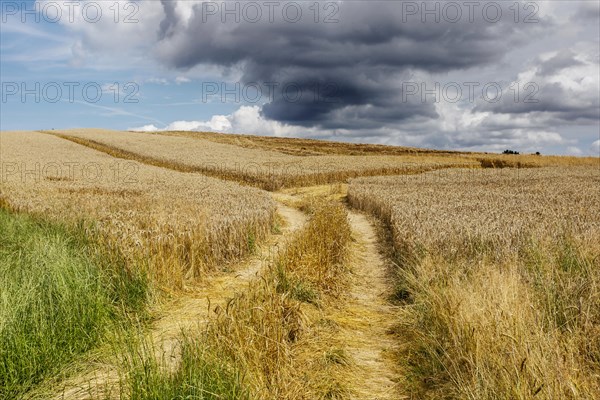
[[40, 133, 402, 400], [343, 211, 402, 399], [280, 185, 402, 399], [47, 203, 306, 400]]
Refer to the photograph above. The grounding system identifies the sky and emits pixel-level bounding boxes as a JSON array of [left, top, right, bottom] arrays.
[[1, 0, 599, 155]]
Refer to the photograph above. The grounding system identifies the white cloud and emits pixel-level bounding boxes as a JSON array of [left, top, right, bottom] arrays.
[[130, 114, 232, 133], [566, 146, 583, 155], [591, 140, 600, 156], [175, 76, 191, 84], [129, 106, 307, 137], [147, 78, 169, 85], [131, 124, 159, 132], [227, 106, 306, 137], [427, 101, 568, 152], [35, 0, 164, 67]]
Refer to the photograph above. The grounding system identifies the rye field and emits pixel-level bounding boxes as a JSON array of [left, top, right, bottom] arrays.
[[0, 129, 598, 399]]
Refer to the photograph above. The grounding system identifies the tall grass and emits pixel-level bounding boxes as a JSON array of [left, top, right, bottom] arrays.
[[0, 207, 147, 398], [274, 200, 352, 302], [395, 236, 600, 399]]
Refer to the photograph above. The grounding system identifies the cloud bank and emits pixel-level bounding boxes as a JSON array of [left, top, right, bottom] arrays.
[[38, 0, 600, 154]]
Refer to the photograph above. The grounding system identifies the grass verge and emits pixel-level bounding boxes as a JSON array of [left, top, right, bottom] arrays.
[[121, 333, 248, 400], [0, 207, 148, 398]]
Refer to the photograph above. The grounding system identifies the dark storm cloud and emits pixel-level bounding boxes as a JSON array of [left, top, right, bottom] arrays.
[[259, 69, 440, 128], [158, 0, 179, 40], [156, 1, 545, 128]]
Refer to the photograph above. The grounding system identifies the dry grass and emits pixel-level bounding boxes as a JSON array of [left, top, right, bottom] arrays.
[[348, 166, 600, 399], [0, 131, 275, 288], [120, 200, 354, 399], [49, 129, 479, 190], [211, 201, 353, 398], [274, 199, 352, 300]]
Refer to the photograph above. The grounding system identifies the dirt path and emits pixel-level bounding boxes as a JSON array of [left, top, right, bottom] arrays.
[[153, 204, 306, 337], [278, 185, 402, 399], [337, 210, 402, 400], [150, 203, 306, 367], [48, 203, 306, 400]]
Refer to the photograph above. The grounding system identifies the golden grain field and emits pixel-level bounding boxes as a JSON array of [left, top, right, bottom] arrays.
[[2, 129, 599, 399], [349, 166, 600, 398], [0, 130, 275, 287], [50, 128, 480, 190], [158, 129, 459, 156]]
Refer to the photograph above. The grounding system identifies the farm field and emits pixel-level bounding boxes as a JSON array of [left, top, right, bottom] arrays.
[[0, 131, 275, 287], [49, 129, 599, 191], [48, 129, 480, 190], [0, 129, 599, 399], [348, 167, 600, 398]]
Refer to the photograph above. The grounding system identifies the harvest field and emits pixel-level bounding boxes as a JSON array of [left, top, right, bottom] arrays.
[[48, 129, 479, 190], [0, 129, 599, 399], [348, 167, 600, 398]]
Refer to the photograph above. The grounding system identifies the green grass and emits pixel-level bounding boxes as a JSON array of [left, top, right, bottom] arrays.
[[0, 207, 148, 398], [120, 334, 248, 400], [274, 261, 320, 305]]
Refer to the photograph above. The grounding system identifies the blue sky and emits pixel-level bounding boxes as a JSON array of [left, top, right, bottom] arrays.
[[0, 1, 233, 130], [1, 0, 599, 155]]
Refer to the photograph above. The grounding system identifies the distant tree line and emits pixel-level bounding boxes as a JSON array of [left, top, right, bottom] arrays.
[[502, 149, 541, 155]]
